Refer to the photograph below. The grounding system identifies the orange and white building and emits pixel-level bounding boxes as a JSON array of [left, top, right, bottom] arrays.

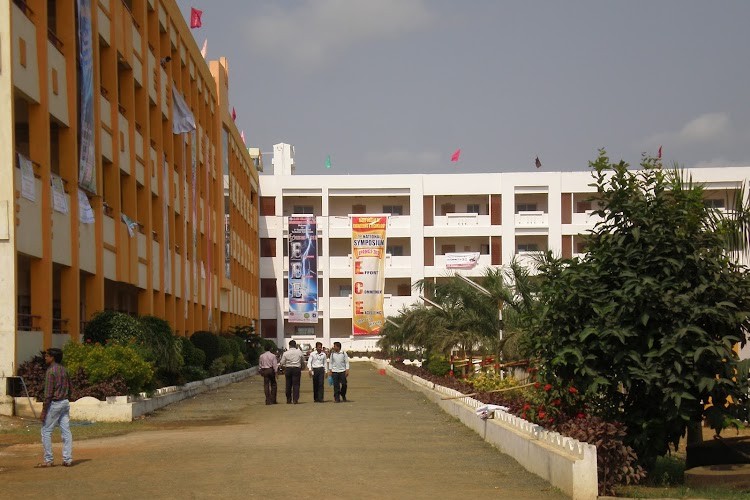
[[0, 0, 260, 413]]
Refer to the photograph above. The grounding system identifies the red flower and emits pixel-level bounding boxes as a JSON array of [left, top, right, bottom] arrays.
[[523, 403, 531, 411], [538, 411, 546, 419], [568, 386, 578, 394], [576, 413, 585, 419], [534, 382, 541, 389], [551, 399, 561, 407], [543, 383, 552, 392]]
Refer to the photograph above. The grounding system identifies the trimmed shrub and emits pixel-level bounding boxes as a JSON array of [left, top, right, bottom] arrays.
[[190, 331, 221, 369], [177, 336, 206, 368], [426, 355, 451, 377], [64, 342, 153, 394], [83, 310, 120, 344], [180, 365, 208, 382], [139, 316, 185, 385]]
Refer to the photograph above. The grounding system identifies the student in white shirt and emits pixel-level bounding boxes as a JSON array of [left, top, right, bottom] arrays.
[[327, 342, 350, 403], [307, 342, 328, 403], [278, 340, 305, 404]]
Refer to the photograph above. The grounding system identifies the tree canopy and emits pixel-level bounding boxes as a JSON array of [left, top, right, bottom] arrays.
[[521, 151, 750, 467]]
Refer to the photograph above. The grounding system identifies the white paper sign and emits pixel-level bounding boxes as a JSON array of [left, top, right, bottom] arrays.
[[18, 153, 36, 201], [51, 175, 68, 214], [78, 189, 95, 224]]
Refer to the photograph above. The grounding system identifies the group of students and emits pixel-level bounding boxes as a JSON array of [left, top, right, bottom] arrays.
[[258, 340, 350, 405]]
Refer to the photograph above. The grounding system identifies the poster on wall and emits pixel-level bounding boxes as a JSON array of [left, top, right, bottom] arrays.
[[287, 215, 318, 323], [76, 0, 96, 193], [351, 215, 388, 336], [445, 252, 481, 269]]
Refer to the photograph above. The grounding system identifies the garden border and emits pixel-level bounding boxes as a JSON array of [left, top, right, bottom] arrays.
[[373, 359, 598, 500], [13, 367, 258, 422]]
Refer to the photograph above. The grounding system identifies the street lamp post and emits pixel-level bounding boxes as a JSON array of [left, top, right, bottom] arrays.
[[455, 273, 504, 376]]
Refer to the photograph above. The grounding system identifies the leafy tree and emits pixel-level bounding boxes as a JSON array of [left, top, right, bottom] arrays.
[[522, 151, 750, 469]]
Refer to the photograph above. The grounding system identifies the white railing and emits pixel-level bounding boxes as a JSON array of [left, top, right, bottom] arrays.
[[515, 211, 548, 227], [571, 211, 602, 226]]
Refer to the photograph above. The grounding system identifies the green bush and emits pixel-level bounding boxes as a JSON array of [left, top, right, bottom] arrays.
[[180, 365, 208, 382], [83, 310, 121, 344], [138, 315, 184, 379], [426, 355, 451, 377], [64, 342, 153, 394], [190, 331, 221, 369], [177, 336, 206, 368]]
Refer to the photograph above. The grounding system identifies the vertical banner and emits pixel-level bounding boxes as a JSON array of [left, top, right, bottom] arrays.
[[288, 215, 318, 323], [163, 158, 171, 294], [191, 131, 198, 298], [204, 143, 213, 327], [351, 215, 388, 336], [77, 188, 95, 224], [76, 0, 96, 193]]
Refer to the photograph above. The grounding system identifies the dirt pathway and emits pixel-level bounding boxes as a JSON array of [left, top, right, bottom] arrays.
[[0, 363, 567, 499]]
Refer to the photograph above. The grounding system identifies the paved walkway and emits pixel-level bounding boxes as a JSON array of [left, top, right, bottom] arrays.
[[0, 363, 568, 499]]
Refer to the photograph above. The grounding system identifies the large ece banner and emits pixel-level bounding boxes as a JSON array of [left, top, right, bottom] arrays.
[[351, 215, 388, 336], [288, 215, 318, 323], [76, 0, 96, 193]]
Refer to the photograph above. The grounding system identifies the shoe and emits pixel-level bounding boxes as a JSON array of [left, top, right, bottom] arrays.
[[334, 399, 340, 403], [35, 462, 54, 468], [342, 397, 347, 402], [62, 461, 73, 467]]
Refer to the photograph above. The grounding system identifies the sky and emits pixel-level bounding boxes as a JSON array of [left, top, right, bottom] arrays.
[[175, 0, 750, 175]]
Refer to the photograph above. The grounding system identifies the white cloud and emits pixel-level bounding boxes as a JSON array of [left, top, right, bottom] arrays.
[[678, 112, 731, 143], [245, 0, 435, 68], [645, 112, 734, 148]]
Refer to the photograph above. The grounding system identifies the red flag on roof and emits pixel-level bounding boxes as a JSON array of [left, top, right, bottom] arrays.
[[240, 131, 245, 144], [190, 8, 203, 28], [231, 107, 236, 121], [658, 145, 662, 159], [450, 149, 461, 162]]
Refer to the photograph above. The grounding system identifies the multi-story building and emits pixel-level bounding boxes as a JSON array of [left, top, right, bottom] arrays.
[[0, 0, 260, 413], [259, 143, 750, 351]]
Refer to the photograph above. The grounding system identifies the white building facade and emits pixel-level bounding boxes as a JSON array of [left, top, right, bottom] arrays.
[[259, 144, 750, 351]]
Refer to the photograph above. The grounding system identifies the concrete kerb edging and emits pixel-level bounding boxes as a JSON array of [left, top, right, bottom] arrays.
[[372, 359, 599, 500], [14, 367, 258, 422]]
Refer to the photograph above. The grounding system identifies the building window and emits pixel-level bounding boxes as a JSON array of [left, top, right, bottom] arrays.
[[703, 199, 725, 209], [260, 238, 276, 257], [339, 285, 352, 297], [576, 201, 592, 213], [260, 197, 276, 216], [517, 243, 539, 252], [441, 244, 456, 254], [441, 203, 456, 215], [383, 205, 403, 215], [295, 326, 315, 336], [516, 203, 537, 212], [480, 244, 490, 254], [352, 204, 366, 214], [467, 204, 480, 214], [260, 279, 277, 297], [387, 245, 403, 256], [293, 205, 314, 214]]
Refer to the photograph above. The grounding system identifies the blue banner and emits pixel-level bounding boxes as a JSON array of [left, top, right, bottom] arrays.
[[77, 0, 96, 193], [288, 216, 318, 323]]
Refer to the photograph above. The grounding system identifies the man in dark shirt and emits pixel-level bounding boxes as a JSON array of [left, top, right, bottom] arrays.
[[37, 348, 73, 468]]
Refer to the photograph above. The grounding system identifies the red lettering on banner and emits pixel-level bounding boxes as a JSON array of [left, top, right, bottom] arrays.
[[354, 281, 364, 294], [355, 301, 364, 314], [354, 261, 362, 274]]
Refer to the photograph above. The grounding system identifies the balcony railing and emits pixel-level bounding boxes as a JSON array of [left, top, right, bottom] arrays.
[[515, 211, 548, 227]]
